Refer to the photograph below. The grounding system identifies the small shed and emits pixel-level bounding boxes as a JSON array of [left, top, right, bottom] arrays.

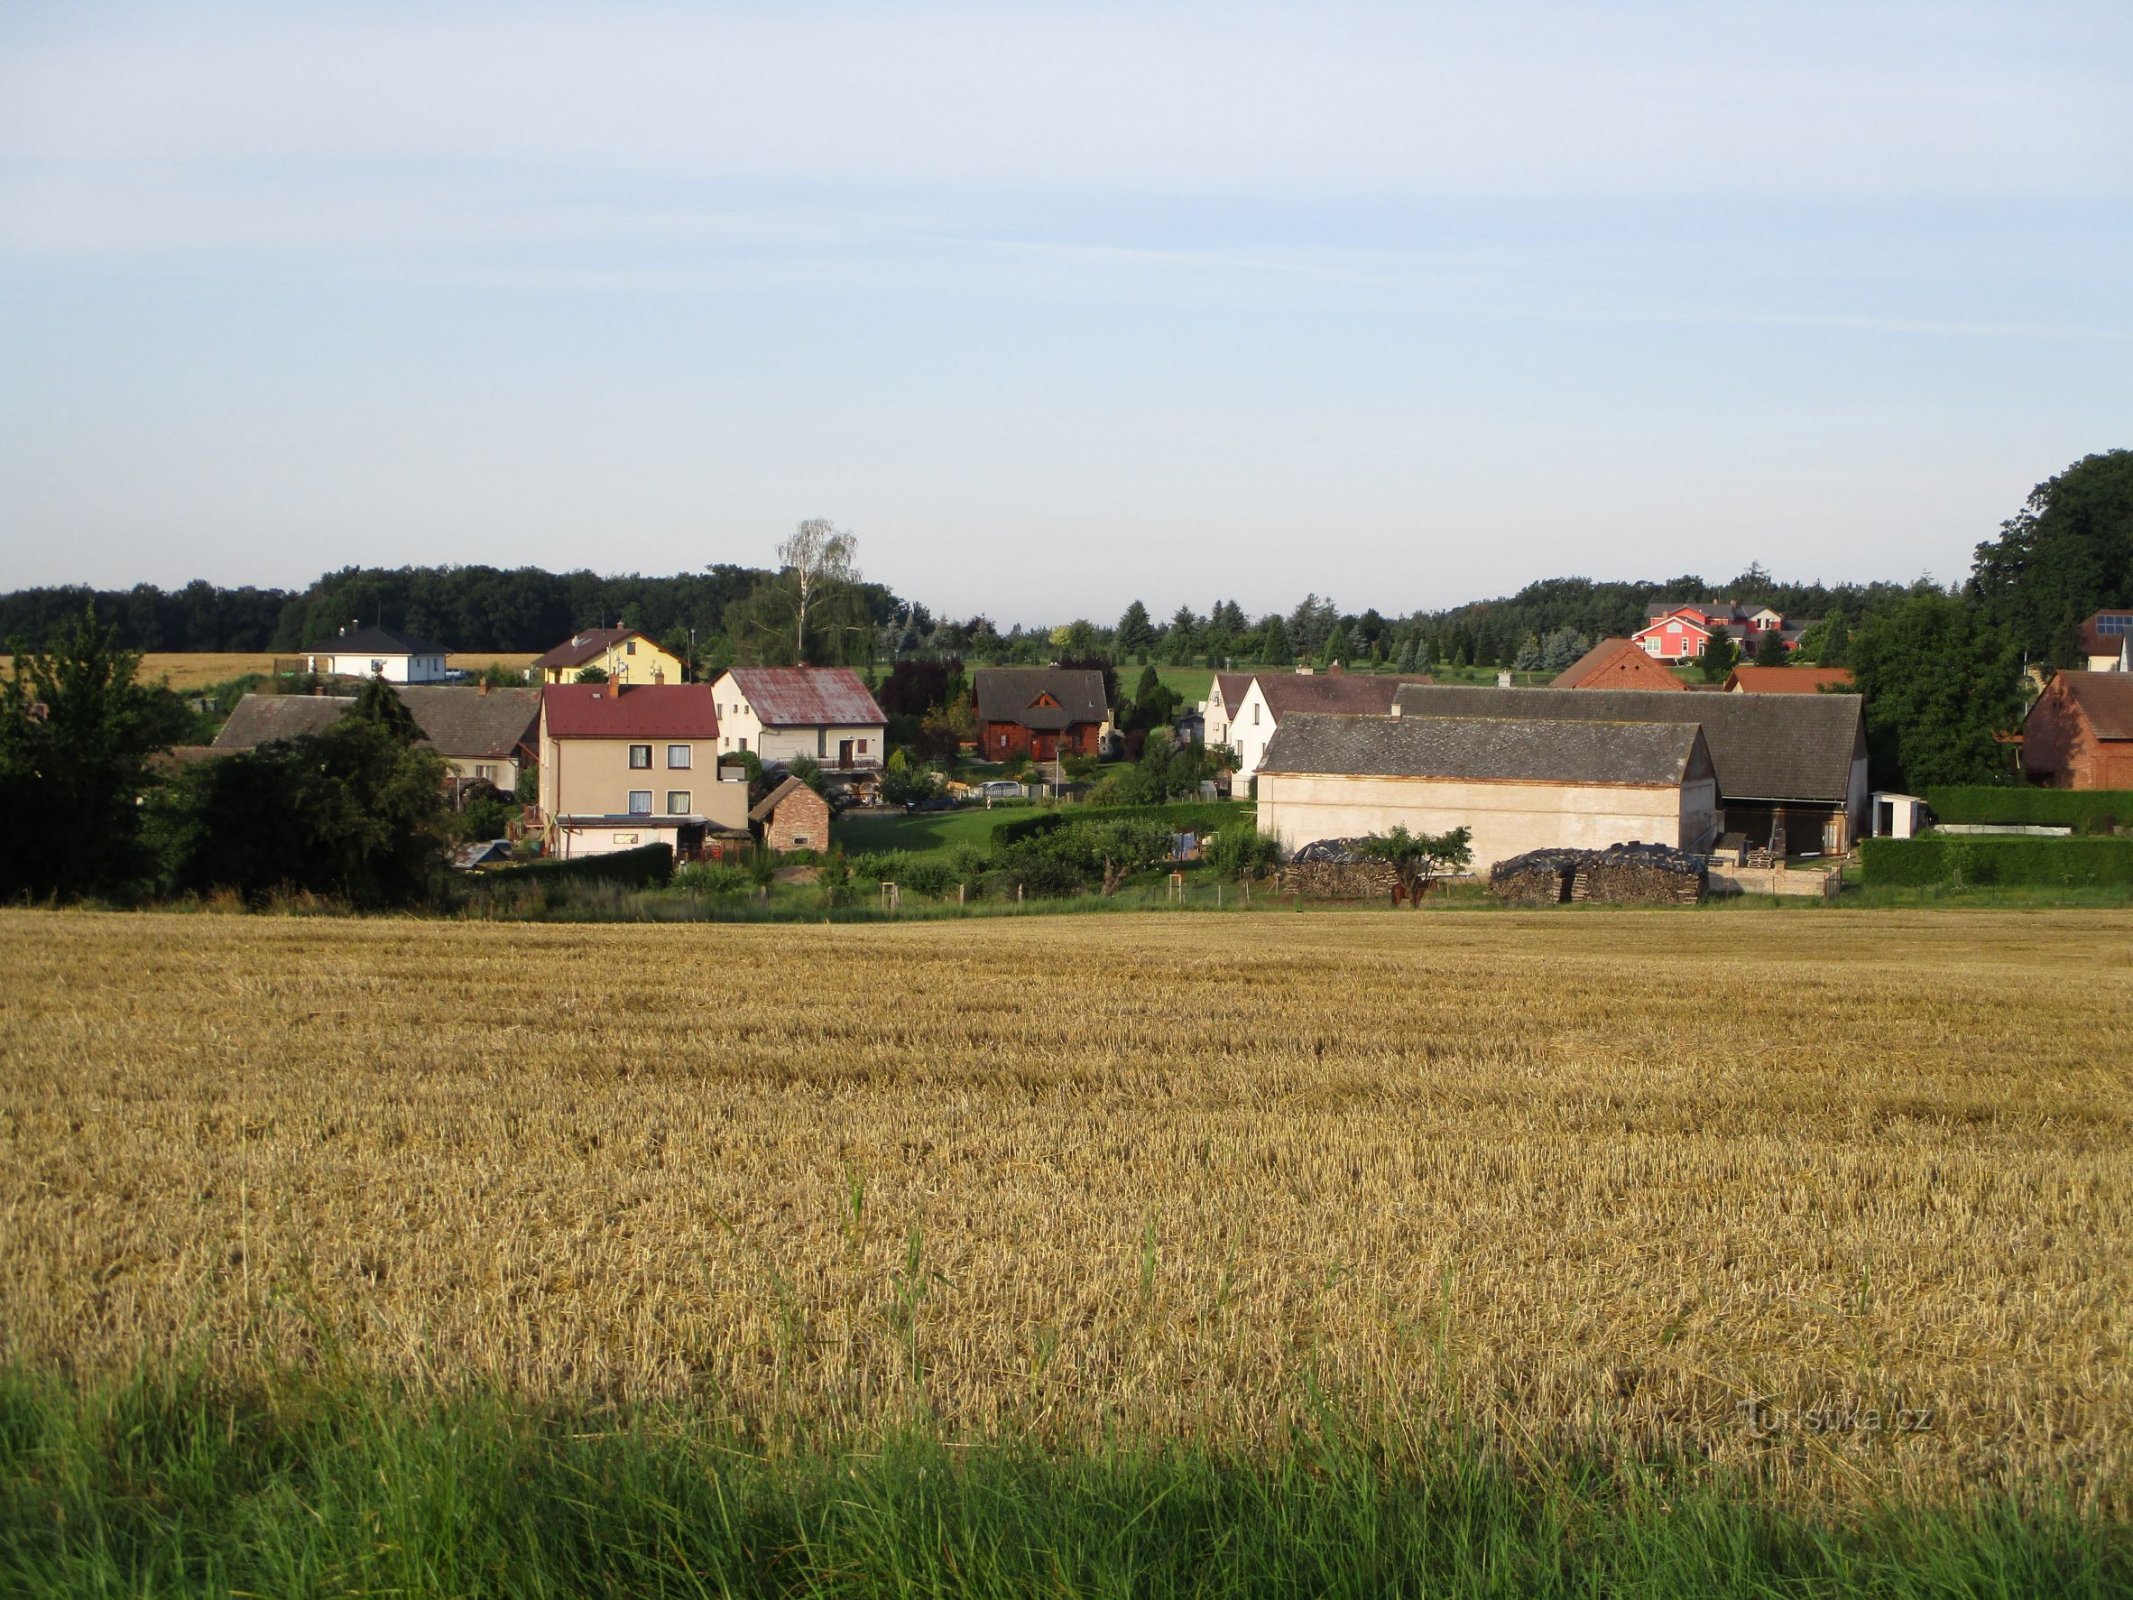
[[751, 776, 832, 853], [1872, 793, 1929, 839]]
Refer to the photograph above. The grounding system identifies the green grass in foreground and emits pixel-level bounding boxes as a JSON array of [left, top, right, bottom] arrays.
[[1, 1370, 2123, 1599]]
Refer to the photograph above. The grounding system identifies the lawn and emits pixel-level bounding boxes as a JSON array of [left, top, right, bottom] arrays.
[[834, 803, 1025, 860]]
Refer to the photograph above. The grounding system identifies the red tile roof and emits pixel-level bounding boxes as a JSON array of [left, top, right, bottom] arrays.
[[723, 666, 886, 726], [1552, 638, 1688, 690], [1723, 666, 1854, 694], [2058, 671, 2133, 740], [540, 683, 718, 740]]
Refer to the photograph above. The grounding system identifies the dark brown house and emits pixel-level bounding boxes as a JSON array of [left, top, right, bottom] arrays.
[[2023, 671, 2133, 789], [971, 669, 1110, 762]]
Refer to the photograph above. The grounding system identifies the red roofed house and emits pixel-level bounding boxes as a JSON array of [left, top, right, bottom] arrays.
[[1632, 608, 1718, 661], [537, 683, 748, 857], [1634, 603, 1803, 662], [2078, 610, 2133, 672], [1552, 638, 1689, 691], [2022, 671, 2133, 789], [709, 667, 887, 771], [1723, 666, 1854, 694]]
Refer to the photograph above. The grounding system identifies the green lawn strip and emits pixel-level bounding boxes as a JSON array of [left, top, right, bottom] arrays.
[[2, 1367, 2118, 1599]]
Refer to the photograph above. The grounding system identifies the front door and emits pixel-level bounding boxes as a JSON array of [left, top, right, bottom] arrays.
[[839, 739, 854, 769]]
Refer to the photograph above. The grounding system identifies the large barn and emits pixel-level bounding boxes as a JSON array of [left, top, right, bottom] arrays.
[[1389, 684, 1868, 856], [1256, 713, 1717, 872]]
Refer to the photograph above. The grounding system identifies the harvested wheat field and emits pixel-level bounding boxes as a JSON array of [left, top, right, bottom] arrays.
[[2, 909, 2128, 1513]]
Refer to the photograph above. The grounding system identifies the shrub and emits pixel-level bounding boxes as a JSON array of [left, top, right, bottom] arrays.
[[1921, 787, 2133, 835], [673, 861, 748, 897], [484, 842, 676, 890], [1203, 826, 1282, 880], [1860, 836, 2133, 886], [991, 801, 1252, 852]]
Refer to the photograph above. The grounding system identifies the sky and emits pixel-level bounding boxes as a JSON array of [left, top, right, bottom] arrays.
[[1, 2, 2129, 622]]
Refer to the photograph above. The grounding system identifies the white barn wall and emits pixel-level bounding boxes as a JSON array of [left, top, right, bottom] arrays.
[[1257, 772, 1717, 872]]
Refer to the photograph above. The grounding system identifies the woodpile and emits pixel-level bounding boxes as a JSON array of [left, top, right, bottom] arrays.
[[1487, 849, 1580, 906], [1570, 842, 1707, 904], [1489, 843, 1707, 906], [1274, 839, 1401, 901]]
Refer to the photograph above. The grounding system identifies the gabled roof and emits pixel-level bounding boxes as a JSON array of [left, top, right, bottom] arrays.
[[1261, 713, 1711, 788], [972, 668, 1110, 730], [531, 627, 655, 671], [213, 694, 351, 748], [748, 774, 825, 824], [392, 686, 540, 759], [1552, 638, 1688, 691], [722, 666, 886, 727], [1209, 672, 1256, 714], [1723, 666, 1853, 695], [540, 683, 719, 740], [2078, 612, 2133, 658], [1390, 683, 1864, 804], [1250, 673, 1406, 719], [1632, 612, 1714, 641], [313, 626, 446, 657], [2047, 670, 2133, 740], [214, 687, 540, 759]]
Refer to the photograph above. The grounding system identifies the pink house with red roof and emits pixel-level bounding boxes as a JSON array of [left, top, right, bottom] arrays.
[[709, 667, 887, 771], [537, 682, 749, 858]]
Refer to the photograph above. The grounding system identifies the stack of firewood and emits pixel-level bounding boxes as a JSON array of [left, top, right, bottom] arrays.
[[1487, 849, 1581, 906], [1569, 842, 1708, 904]]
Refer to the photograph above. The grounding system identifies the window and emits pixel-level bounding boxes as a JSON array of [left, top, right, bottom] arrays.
[[474, 764, 495, 783], [1667, 622, 1682, 634], [629, 744, 651, 768], [667, 744, 691, 768], [791, 832, 811, 847], [857, 738, 868, 754], [627, 790, 652, 814], [2101, 615, 2133, 635], [625, 639, 637, 655], [1252, 704, 1261, 725], [737, 736, 747, 752], [666, 791, 691, 815]]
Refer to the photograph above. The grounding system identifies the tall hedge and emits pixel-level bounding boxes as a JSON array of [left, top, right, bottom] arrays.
[[1860, 836, 2133, 886], [990, 801, 1254, 852], [483, 842, 676, 889], [1921, 787, 2133, 835]]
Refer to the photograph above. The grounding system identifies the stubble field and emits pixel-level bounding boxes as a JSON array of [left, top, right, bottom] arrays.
[[2, 908, 2128, 1514]]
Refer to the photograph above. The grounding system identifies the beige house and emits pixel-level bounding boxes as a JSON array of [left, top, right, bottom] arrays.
[[213, 686, 539, 791], [531, 627, 686, 687], [710, 667, 886, 769], [1257, 713, 1718, 872], [1230, 671, 1408, 782], [537, 683, 747, 858]]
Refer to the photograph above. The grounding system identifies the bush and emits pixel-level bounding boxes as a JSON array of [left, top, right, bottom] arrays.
[[991, 801, 1252, 851], [1203, 826, 1282, 880], [484, 842, 676, 890], [1921, 787, 2133, 835], [1860, 836, 2133, 886], [673, 861, 749, 896]]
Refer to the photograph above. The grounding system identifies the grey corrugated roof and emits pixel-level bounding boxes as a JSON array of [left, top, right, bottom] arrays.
[[212, 695, 351, 748], [972, 668, 1109, 730], [1260, 713, 1711, 787], [214, 687, 539, 760], [1389, 684, 1863, 803]]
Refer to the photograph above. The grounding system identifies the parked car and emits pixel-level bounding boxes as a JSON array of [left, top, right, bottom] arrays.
[[976, 779, 1026, 802]]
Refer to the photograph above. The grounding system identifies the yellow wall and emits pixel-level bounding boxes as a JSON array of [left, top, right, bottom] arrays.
[[542, 637, 686, 686], [538, 725, 747, 831]]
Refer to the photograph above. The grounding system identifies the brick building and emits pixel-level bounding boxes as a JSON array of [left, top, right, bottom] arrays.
[[751, 776, 832, 853], [2023, 671, 2133, 789]]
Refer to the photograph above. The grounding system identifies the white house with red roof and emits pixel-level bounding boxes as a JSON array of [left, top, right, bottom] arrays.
[[537, 683, 749, 857], [709, 667, 886, 771]]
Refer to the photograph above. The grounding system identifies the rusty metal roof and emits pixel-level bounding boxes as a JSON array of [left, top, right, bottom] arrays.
[[722, 667, 886, 726]]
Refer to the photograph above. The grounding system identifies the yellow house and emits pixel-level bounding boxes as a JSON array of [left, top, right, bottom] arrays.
[[530, 627, 685, 687]]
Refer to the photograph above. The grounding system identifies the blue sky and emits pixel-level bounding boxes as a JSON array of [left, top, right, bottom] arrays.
[[2, 2, 2128, 621]]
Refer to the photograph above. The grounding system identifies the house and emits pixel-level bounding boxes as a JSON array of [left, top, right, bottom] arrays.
[[1229, 671, 1406, 783], [530, 627, 686, 686], [536, 682, 747, 858], [1723, 666, 1853, 694], [1256, 713, 1717, 872], [971, 668, 1111, 762], [1552, 638, 1689, 691], [2078, 611, 2133, 672], [710, 666, 887, 771], [305, 625, 449, 683], [750, 776, 832, 853], [1633, 603, 1806, 662], [1201, 672, 1257, 749], [213, 685, 540, 791], [2022, 671, 2133, 789], [1392, 683, 1868, 855]]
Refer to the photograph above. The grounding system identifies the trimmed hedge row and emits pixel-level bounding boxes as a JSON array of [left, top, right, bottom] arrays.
[[1860, 836, 2133, 886], [483, 841, 677, 889], [990, 801, 1255, 851], [1921, 786, 2133, 834]]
